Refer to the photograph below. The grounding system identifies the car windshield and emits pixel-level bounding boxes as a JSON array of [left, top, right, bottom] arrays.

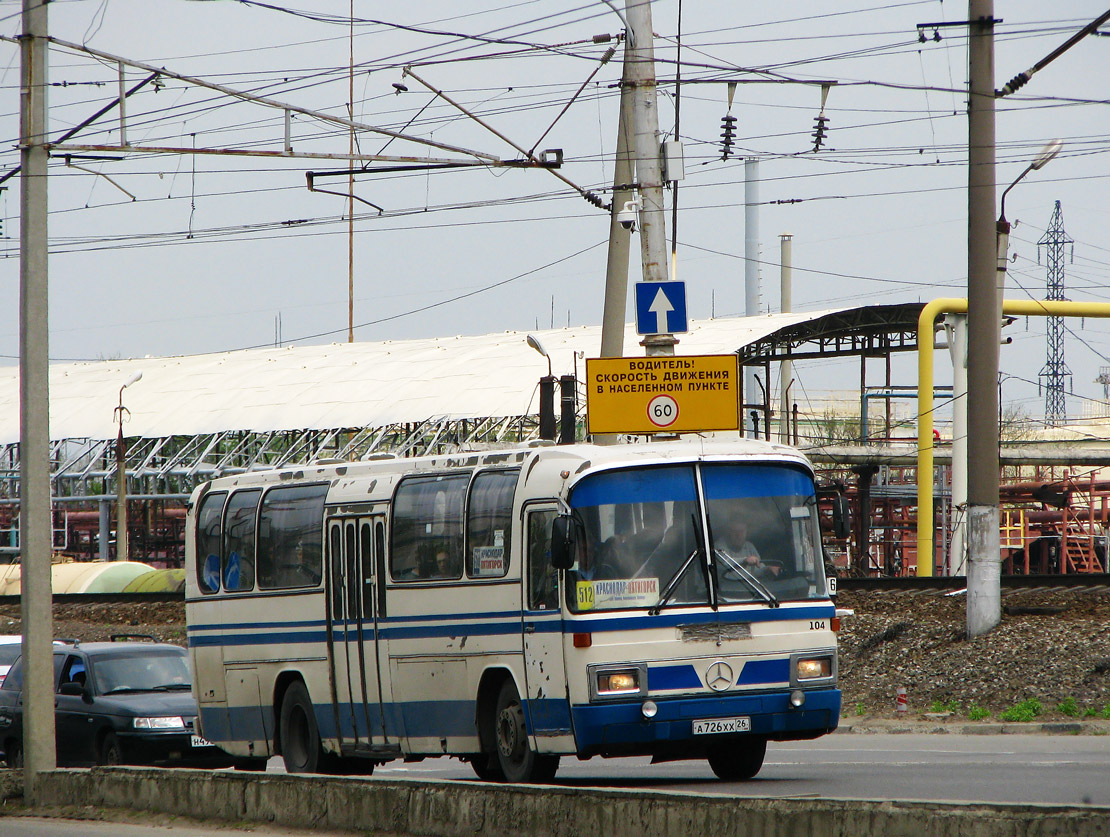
[[93, 649, 192, 694], [0, 644, 22, 667], [566, 462, 827, 613]]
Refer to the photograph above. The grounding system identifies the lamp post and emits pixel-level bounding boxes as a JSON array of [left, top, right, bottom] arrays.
[[114, 371, 142, 562], [966, 138, 1061, 634], [996, 140, 1063, 307], [526, 336, 556, 442]]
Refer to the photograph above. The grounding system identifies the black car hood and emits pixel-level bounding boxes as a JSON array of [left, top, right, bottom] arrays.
[[90, 689, 198, 718]]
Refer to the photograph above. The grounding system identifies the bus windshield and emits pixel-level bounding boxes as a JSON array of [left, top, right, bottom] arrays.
[[567, 462, 827, 613]]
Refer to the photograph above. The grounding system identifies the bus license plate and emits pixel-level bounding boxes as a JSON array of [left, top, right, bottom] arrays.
[[190, 734, 213, 748], [692, 716, 750, 735]]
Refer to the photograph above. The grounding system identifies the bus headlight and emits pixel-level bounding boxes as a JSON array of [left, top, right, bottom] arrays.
[[790, 651, 836, 687], [795, 657, 832, 680], [589, 663, 648, 700], [597, 669, 639, 694], [133, 716, 186, 730]]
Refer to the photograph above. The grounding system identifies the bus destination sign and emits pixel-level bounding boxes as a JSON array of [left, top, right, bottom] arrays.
[[585, 354, 740, 435]]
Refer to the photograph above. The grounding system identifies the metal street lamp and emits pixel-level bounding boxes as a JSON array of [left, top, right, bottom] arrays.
[[114, 371, 142, 562], [526, 335, 556, 441], [997, 139, 1063, 307]]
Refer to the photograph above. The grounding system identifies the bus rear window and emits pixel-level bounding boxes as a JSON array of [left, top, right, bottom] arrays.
[[223, 489, 260, 592], [195, 491, 226, 594]]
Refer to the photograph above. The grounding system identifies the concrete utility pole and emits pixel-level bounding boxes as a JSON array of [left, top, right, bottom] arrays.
[[624, 0, 674, 357], [965, 0, 1000, 636], [744, 159, 760, 433], [778, 234, 793, 444], [596, 57, 636, 446], [19, 0, 57, 796], [599, 58, 635, 364]]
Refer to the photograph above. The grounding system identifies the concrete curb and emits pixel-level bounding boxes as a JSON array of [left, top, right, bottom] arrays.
[[23, 767, 1110, 837], [837, 718, 1108, 735]]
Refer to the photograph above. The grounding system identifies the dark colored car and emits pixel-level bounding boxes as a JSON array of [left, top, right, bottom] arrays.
[[0, 639, 232, 768]]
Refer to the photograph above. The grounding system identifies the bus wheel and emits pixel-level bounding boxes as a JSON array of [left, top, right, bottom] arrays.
[[494, 679, 559, 783], [280, 680, 328, 773], [468, 753, 504, 782], [707, 737, 767, 781]]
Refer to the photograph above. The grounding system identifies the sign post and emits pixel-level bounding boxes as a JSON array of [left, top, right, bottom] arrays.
[[586, 355, 740, 436]]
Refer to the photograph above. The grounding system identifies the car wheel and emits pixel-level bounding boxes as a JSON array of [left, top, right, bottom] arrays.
[[98, 731, 124, 766], [707, 737, 767, 781], [493, 679, 559, 783], [279, 680, 332, 774], [5, 740, 22, 769]]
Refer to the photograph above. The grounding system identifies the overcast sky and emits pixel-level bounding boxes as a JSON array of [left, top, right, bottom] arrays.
[[1, 1, 1108, 431]]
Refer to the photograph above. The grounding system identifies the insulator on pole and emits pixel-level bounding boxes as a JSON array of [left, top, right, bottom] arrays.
[[811, 114, 829, 152], [719, 114, 737, 159]]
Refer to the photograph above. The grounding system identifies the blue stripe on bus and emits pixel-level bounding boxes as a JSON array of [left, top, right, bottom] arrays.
[[570, 466, 697, 508], [186, 604, 835, 648], [736, 658, 790, 685], [700, 464, 814, 499], [570, 688, 841, 755], [201, 689, 839, 759], [648, 664, 702, 691], [189, 630, 329, 647], [187, 619, 326, 632], [200, 696, 570, 746]]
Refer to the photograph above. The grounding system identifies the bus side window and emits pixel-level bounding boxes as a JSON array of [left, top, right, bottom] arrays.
[[527, 509, 559, 610], [467, 470, 517, 579], [256, 484, 327, 590], [195, 491, 226, 594], [391, 475, 468, 582]]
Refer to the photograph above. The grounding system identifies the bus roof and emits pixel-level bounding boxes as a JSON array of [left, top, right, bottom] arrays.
[[191, 438, 813, 506]]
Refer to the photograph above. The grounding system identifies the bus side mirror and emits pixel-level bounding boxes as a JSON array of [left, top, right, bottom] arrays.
[[832, 494, 851, 540], [550, 515, 576, 570]]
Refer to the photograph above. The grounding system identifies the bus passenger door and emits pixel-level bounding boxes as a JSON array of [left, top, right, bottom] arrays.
[[327, 516, 386, 752], [521, 506, 574, 749]]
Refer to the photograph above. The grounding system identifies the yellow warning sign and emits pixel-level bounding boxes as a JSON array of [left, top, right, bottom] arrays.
[[585, 355, 740, 435]]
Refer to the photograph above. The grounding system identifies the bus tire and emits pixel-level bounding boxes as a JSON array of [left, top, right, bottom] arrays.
[[279, 680, 330, 774], [493, 679, 559, 783], [707, 737, 767, 781], [468, 753, 504, 782]]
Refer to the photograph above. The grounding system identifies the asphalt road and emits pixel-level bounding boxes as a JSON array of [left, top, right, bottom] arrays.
[[3, 734, 1106, 835], [367, 733, 1110, 806]]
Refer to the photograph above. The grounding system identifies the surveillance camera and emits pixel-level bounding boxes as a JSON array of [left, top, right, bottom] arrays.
[[617, 200, 639, 232]]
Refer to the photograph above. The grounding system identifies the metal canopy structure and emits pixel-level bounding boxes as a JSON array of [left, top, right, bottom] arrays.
[[736, 303, 923, 364], [0, 305, 927, 505]]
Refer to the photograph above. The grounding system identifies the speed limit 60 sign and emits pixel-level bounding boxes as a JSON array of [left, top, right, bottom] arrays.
[[585, 355, 740, 435]]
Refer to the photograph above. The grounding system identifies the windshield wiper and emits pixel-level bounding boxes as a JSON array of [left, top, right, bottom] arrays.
[[102, 686, 146, 695], [649, 548, 701, 616], [151, 684, 192, 691], [714, 549, 779, 608]]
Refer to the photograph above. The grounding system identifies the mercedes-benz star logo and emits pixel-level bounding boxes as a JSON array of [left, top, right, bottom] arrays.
[[705, 661, 734, 692]]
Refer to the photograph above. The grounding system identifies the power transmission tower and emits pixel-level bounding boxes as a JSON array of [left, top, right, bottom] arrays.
[[1038, 200, 1073, 427]]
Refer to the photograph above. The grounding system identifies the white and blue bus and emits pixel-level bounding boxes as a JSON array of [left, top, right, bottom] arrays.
[[185, 439, 841, 782]]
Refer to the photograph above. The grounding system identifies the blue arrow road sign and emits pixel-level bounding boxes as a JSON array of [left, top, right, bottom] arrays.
[[635, 281, 688, 335]]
